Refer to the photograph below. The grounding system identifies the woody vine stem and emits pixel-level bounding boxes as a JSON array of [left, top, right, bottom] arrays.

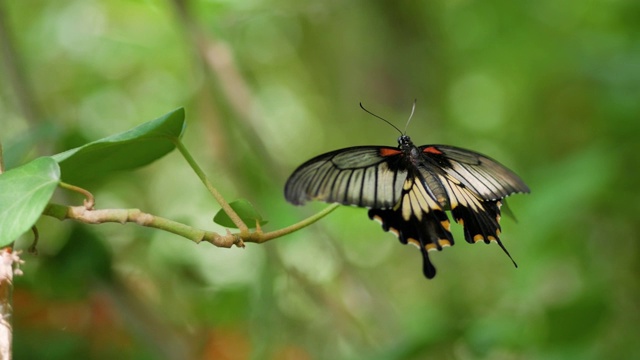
[[42, 139, 339, 248]]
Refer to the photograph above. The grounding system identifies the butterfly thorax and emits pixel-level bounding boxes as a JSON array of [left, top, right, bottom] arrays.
[[397, 135, 451, 208], [397, 135, 423, 165]]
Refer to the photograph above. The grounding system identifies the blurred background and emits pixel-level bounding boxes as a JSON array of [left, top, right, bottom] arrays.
[[1, 0, 639, 359]]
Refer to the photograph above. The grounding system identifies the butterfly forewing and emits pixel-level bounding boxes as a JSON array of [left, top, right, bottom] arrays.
[[422, 145, 530, 200], [284, 146, 407, 208]]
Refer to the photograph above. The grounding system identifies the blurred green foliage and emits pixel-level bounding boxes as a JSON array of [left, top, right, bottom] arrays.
[[1, 0, 639, 359]]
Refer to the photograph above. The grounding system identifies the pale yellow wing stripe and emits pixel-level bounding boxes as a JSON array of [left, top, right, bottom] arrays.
[[398, 177, 442, 222], [430, 174, 484, 213]]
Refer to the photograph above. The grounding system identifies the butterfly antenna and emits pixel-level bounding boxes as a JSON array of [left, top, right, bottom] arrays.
[[403, 99, 417, 134], [359, 102, 403, 136]]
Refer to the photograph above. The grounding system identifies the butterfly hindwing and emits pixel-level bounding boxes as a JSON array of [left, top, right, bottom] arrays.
[[368, 172, 454, 279], [451, 199, 518, 267]]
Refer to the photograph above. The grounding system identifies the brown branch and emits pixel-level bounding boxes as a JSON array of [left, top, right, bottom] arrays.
[[43, 203, 340, 248], [44, 203, 243, 248]]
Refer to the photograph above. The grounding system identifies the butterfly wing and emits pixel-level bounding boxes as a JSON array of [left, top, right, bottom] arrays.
[[418, 145, 530, 264], [284, 146, 407, 209], [421, 145, 530, 200], [369, 169, 454, 279]]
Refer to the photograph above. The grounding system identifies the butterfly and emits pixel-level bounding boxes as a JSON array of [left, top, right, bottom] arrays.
[[284, 104, 530, 279]]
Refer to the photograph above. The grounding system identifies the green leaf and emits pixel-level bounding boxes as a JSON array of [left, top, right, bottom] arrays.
[[213, 199, 268, 229], [0, 157, 61, 246], [51, 108, 186, 185]]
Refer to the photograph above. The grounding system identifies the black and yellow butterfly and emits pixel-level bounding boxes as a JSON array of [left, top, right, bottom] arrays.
[[284, 106, 529, 279]]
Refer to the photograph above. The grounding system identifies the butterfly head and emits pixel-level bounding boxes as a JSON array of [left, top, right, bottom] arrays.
[[398, 135, 414, 150]]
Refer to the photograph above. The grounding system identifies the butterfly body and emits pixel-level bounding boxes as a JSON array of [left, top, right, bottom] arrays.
[[285, 134, 529, 279]]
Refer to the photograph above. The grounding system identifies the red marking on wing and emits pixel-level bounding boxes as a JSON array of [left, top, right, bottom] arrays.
[[379, 148, 402, 157], [423, 146, 443, 155]]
